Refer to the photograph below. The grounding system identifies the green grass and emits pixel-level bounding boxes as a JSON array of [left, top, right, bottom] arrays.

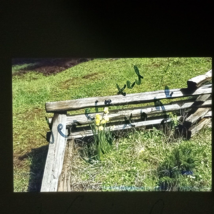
[[12, 57, 212, 192], [71, 126, 211, 191]]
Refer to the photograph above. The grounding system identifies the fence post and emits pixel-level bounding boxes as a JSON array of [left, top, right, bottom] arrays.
[[41, 112, 67, 192]]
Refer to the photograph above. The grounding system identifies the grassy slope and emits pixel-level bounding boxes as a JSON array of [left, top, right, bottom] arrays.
[[12, 57, 212, 192]]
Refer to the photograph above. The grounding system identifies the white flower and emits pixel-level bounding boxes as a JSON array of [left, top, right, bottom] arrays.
[[139, 147, 145, 153], [103, 115, 109, 122], [187, 175, 195, 179], [100, 119, 107, 124], [103, 107, 109, 114]]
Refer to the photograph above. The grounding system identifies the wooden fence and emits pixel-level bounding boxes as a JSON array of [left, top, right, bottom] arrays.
[[40, 69, 212, 192]]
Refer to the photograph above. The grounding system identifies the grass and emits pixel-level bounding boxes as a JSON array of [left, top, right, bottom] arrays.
[[70, 126, 211, 191], [12, 57, 212, 192]]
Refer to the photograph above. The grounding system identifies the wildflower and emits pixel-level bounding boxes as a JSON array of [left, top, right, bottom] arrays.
[[95, 119, 100, 125], [139, 147, 145, 153], [98, 126, 104, 131], [103, 115, 109, 122], [104, 107, 109, 114], [100, 119, 107, 124], [95, 114, 102, 121]]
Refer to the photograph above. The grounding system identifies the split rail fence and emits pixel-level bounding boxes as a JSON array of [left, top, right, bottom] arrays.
[[40, 69, 212, 192]]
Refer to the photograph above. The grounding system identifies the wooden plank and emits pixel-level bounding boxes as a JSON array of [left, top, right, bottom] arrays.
[[41, 113, 67, 192], [189, 118, 211, 137], [57, 174, 64, 191], [58, 139, 73, 192], [183, 91, 211, 125], [48, 99, 212, 126], [45, 86, 211, 112], [200, 84, 212, 89], [195, 94, 211, 102], [206, 69, 212, 77], [63, 117, 181, 139], [203, 111, 212, 118], [185, 108, 211, 125], [187, 70, 212, 90], [207, 121, 212, 128]]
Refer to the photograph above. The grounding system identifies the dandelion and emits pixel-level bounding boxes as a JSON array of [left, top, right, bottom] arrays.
[[104, 107, 109, 114]]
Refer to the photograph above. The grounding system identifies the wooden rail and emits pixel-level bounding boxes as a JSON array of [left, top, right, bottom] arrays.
[[46, 87, 211, 112], [48, 99, 212, 126], [41, 69, 212, 192], [187, 70, 212, 89], [46, 110, 212, 140]]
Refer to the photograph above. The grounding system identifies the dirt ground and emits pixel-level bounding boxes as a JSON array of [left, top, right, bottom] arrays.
[[12, 58, 94, 76]]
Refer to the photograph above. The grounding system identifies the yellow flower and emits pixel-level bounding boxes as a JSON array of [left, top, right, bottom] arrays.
[[95, 119, 100, 125], [95, 114, 102, 120], [103, 107, 109, 114], [100, 119, 106, 124], [98, 126, 104, 131], [103, 115, 109, 122]]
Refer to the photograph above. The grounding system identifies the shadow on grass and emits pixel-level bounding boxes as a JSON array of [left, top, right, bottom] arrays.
[[12, 58, 94, 76], [18, 145, 49, 192]]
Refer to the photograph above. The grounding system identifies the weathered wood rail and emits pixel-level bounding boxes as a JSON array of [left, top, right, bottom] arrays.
[[41, 69, 212, 192], [45, 84, 211, 112], [187, 69, 212, 89]]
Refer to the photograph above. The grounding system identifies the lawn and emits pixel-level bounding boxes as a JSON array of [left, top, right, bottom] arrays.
[[12, 57, 212, 192]]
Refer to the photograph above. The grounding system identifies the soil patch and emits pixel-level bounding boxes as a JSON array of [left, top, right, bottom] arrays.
[[13, 152, 29, 168], [60, 77, 80, 90], [12, 58, 94, 76]]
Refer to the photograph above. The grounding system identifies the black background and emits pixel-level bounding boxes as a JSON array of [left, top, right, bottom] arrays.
[[0, 1, 213, 213]]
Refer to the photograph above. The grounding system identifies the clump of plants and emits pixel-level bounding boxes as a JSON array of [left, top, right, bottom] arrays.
[[165, 112, 180, 141], [157, 140, 199, 191], [88, 107, 114, 161]]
